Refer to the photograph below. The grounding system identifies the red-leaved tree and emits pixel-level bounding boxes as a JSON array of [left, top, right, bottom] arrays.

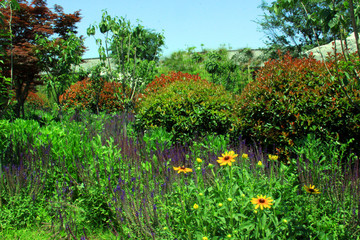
[[0, 0, 81, 117]]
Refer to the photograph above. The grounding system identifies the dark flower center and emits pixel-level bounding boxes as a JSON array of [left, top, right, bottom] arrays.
[[309, 188, 315, 192], [224, 156, 230, 161], [180, 166, 186, 169], [259, 198, 265, 203]]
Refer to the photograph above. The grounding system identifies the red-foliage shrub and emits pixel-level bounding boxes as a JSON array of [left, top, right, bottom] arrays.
[[60, 78, 131, 113], [25, 91, 49, 110], [234, 52, 360, 158]]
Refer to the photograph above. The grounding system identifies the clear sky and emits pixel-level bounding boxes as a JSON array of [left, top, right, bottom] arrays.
[[46, 0, 269, 59]]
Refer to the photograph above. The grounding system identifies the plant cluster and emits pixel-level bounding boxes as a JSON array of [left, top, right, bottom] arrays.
[[59, 78, 132, 113], [234, 52, 360, 159], [136, 72, 238, 143], [0, 115, 359, 239]]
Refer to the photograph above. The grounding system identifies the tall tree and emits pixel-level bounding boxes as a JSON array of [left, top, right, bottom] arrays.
[[87, 10, 164, 135], [256, 0, 351, 56], [0, 0, 81, 118]]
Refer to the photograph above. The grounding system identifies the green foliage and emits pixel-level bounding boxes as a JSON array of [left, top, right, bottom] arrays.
[[136, 73, 238, 143], [87, 10, 165, 106], [234, 53, 360, 159], [158, 46, 258, 94], [158, 47, 210, 78], [34, 32, 84, 107]]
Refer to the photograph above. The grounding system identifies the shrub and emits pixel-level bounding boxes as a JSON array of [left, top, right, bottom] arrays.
[[136, 72, 238, 143], [59, 78, 131, 113], [234, 52, 360, 159], [25, 91, 49, 110]]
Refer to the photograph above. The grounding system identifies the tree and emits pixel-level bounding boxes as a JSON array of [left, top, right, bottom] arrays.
[[0, 0, 81, 118], [87, 11, 165, 135], [0, 0, 19, 118], [256, 0, 351, 56], [34, 32, 84, 117]]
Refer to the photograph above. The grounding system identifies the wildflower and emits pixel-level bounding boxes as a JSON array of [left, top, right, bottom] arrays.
[[257, 161, 263, 166], [217, 151, 238, 166], [163, 227, 168, 230], [193, 203, 199, 209], [218, 203, 223, 207], [199, 193, 204, 196], [173, 166, 192, 174], [197, 167, 201, 170], [254, 210, 258, 214], [202, 237, 209, 240], [242, 153, 249, 159], [227, 234, 232, 238], [268, 154, 278, 161], [196, 158, 203, 163], [227, 198, 233, 202], [304, 184, 321, 194], [251, 195, 274, 210], [282, 219, 288, 223]]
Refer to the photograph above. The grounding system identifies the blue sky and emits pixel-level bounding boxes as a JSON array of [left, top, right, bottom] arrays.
[[47, 0, 269, 59]]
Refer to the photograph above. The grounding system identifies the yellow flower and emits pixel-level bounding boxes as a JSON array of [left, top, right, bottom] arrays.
[[196, 158, 203, 163], [254, 210, 258, 214], [218, 203, 223, 207], [251, 195, 274, 210], [199, 193, 204, 196], [193, 203, 199, 209], [217, 151, 238, 166], [227, 234, 232, 238], [227, 198, 232, 202], [242, 153, 249, 159], [257, 161, 263, 166], [173, 166, 193, 174], [202, 237, 209, 240], [163, 227, 168, 230], [304, 184, 321, 194], [283, 219, 288, 223], [268, 154, 278, 161], [197, 167, 201, 170]]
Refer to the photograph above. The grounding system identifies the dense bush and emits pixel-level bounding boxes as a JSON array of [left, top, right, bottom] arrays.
[[25, 91, 50, 110], [234, 53, 360, 158], [59, 78, 131, 113], [136, 72, 238, 142]]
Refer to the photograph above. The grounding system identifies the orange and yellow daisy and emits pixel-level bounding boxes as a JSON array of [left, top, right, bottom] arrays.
[[217, 151, 238, 166], [251, 195, 273, 210], [268, 154, 278, 161], [304, 184, 321, 194], [173, 166, 193, 174]]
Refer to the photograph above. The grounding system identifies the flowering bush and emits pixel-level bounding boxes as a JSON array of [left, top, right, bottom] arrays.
[[59, 78, 132, 113], [234, 52, 360, 158]]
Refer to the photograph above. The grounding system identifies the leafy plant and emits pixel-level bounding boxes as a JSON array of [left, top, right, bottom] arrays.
[[136, 73, 238, 143], [234, 52, 360, 160], [59, 78, 132, 113]]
